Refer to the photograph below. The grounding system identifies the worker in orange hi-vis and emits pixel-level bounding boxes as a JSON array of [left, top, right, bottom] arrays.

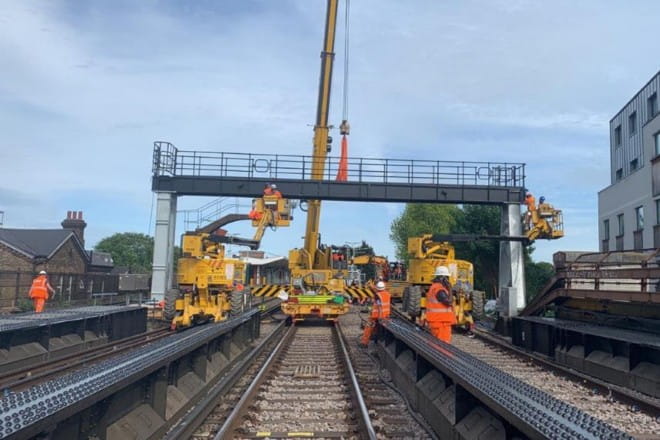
[[425, 266, 456, 343], [524, 191, 538, 228], [28, 270, 56, 313], [269, 183, 282, 198], [360, 281, 391, 346], [525, 191, 536, 212]]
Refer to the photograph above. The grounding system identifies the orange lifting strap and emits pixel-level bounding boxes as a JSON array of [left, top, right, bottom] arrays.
[[336, 134, 349, 181]]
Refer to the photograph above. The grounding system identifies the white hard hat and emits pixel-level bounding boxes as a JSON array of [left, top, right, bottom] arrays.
[[376, 281, 386, 291], [39, 270, 47, 275], [270, 183, 277, 189], [434, 266, 450, 277]]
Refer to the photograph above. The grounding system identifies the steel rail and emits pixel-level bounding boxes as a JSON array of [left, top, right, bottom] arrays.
[[213, 324, 297, 439], [0, 300, 278, 393], [334, 322, 378, 440], [472, 326, 660, 417], [214, 323, 377, 440], [381, 318, 633, 440], [0, 310, 260, 440], [392, 306, 660, 426], [163, 320, 287, 439], [0, 327, 170, 391]]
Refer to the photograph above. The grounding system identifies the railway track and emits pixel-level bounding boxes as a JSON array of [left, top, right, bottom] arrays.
[[166, 319, 287, 439], [211, 322, 376, 439], [0, 298, 282, 394], [339, 310, 436, 439], [181, 311, 434, 440], [454, 330, 660, 438], [390, 304, 659, 437], [0, 326, 170, 392]]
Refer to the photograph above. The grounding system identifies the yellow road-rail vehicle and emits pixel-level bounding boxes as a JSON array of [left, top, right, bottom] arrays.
[[401, 235, 482, 332], [170, 194, 292, 329]]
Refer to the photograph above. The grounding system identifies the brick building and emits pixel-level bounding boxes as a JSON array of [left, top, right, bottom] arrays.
[[0, 211, 104, 273], [0, 211, 115, 310]]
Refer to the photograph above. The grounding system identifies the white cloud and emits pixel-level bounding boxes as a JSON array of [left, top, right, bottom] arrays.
[[1, 0, 659, 263]]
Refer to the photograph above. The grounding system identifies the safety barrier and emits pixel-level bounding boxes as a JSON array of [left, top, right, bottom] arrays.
[[153, 141, 525, 188]]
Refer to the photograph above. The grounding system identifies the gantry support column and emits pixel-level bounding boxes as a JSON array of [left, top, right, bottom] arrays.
[[499, 203, 526, 316], [151, 192, 177, 301]]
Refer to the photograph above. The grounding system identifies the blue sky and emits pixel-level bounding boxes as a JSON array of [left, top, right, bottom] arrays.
[[1, 0, 659, 262]]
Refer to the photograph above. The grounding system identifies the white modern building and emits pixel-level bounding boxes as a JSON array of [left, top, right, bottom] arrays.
[[599, 70, 660, 251]]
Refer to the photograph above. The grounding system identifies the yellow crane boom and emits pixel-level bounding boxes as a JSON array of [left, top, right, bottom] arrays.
[[302, 0, 339, 269]]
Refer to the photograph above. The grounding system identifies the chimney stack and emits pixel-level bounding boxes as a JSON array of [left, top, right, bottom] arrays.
[[62, 210, 87, 247]]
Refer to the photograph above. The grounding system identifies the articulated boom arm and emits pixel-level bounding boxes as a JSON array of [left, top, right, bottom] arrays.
[[408, 234, 456, 260], [302, 0, 339, 269]]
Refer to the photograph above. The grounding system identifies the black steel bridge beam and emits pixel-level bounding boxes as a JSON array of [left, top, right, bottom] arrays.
[[152, 175, 524, 204]]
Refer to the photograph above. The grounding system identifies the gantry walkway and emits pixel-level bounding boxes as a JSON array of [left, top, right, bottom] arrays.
[[152, 141, 526, 204]]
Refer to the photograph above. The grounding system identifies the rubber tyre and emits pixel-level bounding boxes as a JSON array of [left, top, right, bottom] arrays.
[[164, 288, 179, 321], [231, 290, 245, 316], [408, 285, 422, 319], [471, 290, 485, 320], [402, 286, 410, 313]]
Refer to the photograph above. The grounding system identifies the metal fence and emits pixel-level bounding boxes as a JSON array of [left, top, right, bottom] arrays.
[[0, 272, 150, 311], [153, 141, 526, 188], [179, 197, 250, 231]]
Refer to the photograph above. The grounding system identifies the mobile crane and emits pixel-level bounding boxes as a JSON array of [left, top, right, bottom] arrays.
[[283, 0, 351, 321], [272, 0, 372, 321], [169, 194, 292, 329]]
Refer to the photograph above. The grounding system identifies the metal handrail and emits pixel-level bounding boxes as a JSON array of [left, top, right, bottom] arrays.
[[152, 142, 526, 188]]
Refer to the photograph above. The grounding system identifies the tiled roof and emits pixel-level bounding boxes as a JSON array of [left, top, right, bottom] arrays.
[[0, 229, 79, 258]]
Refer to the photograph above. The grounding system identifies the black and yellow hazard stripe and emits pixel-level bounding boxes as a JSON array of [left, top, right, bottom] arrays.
[[344, 286, 375, 300], [253, 284, 374, 300], [251, 285, 291, 297]]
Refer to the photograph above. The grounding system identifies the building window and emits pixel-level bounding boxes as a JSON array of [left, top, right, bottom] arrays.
[[616, 168, 623, 181], [629, 111, 637, 136], [614, 125, 622, 146], [635, 206, 644, 230], [655, 131, 660, 156], [617, 213, 624, 236], [649, 93, 658, 120], [603, 219, 610, 240], [630, 158, 639, 172], [656, 200, 660, 225]]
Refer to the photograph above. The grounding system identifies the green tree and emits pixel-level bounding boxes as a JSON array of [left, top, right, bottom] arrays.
[[95, 233, 154, 273], [525, 260, 555, 302], [453, 205, 501, 297], [390, 204, 462, 260]]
